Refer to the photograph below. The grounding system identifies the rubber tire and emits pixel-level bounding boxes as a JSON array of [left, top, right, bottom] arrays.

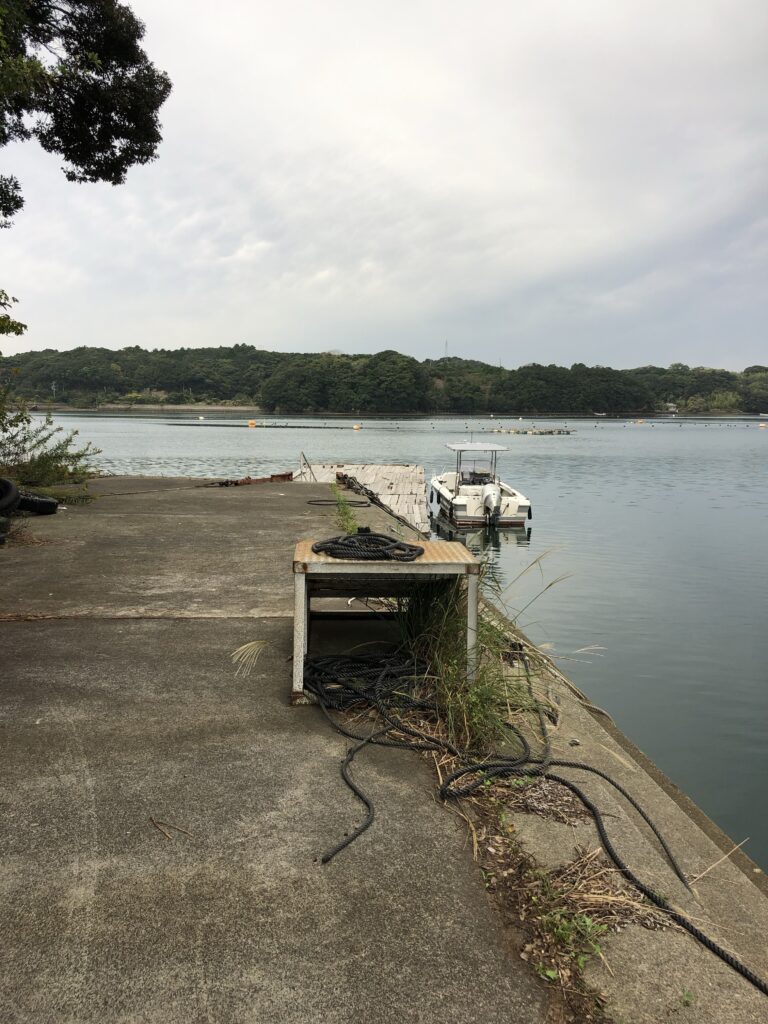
[[0, 478, 20, 514], [17, 491, 59, 515]]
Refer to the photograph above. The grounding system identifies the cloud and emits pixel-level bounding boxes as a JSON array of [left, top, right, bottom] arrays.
[[2, 0, 766, 368]]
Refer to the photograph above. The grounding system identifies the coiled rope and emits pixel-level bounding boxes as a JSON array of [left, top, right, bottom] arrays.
[[311, 531, 424, 562], [305, 651, 768, 997]]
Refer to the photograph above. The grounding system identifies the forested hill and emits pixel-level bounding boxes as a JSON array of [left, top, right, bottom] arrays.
[[2, 346, 767, 415]]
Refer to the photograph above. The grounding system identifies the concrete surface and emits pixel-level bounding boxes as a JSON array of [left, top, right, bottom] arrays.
[[511, 683, 768, 1022], [1, 478, 548, 1024]]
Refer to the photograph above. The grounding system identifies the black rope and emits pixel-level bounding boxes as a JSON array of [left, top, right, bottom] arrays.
[[306, 498, 371, 507], [440, 757, 689, 891], [311, 532, 424, 561], [335, 473, 429, 537], [304, 655, 436, 862], [544, 773, 768, 996], [305, 652, 768, 997]]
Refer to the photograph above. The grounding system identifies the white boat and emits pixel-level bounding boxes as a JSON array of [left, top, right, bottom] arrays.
[[428, 443, 532, 529]]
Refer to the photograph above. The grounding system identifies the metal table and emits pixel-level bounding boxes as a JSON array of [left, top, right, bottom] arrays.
[[291, 539, 480, 703]]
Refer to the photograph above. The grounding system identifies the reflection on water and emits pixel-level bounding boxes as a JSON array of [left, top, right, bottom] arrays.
[[38, 412, 768, 866], [430, 515, 532, 555], [430, 516, 531, 596]]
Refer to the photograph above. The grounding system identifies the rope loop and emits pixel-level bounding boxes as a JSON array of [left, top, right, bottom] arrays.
[[312, 532, 424, 561]]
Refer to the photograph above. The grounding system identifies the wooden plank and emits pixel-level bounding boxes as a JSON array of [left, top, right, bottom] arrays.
[[296, 461, 430, 534]]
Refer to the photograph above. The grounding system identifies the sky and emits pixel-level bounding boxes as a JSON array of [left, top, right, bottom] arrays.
[[2, 0, 766, 369]]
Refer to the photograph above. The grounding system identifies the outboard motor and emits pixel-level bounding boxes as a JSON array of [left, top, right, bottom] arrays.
[[482, 482, 502, 523]]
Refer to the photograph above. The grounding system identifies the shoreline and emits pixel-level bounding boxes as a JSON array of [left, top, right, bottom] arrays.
[[32, 403, 761, 420]]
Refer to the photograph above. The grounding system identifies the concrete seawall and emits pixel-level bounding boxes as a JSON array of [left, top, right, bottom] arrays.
[[2, 476, 766, 1023]]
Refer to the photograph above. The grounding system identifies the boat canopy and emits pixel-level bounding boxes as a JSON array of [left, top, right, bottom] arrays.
[[445, 442, 508, 452]]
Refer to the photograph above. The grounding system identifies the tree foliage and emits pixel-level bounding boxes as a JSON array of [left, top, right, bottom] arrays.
[[2, 345, 765, 415], [0, 0, 171, 352], [0, 289, 25, 335], [1, 0, 172, 225]]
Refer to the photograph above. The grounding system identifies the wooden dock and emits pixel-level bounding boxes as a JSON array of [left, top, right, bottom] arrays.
[[486, 428, 573, 436], [296, 462, 430, 535]]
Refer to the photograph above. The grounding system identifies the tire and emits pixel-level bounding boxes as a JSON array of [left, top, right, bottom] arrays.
[[0, 478, 20, 514], [17, 491, 59, 515]]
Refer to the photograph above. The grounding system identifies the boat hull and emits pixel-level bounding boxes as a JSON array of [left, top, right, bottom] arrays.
[[439, 503, 529, 529], [447, 513, 528, 528]]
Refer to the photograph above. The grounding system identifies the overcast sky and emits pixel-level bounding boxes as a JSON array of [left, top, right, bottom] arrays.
[[2, 0, 766, 368]]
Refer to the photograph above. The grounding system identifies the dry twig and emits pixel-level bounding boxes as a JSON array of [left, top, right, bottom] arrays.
[[149, 817, 172, 841], [689, 838, 749, 886]]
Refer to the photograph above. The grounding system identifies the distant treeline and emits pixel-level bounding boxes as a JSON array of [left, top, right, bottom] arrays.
[[2, 345, 767, 415]]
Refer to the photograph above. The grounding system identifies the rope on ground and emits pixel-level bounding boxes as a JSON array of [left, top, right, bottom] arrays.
[[306, 498, 371, 507], [304, 651, 768, 998], [311, 531, 424, 562], [91, 483, 211, 496]]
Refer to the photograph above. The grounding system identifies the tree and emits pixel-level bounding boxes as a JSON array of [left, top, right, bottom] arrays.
[[1, 0, 171, 326], [354, 351, 430, 413], [0, 289, 25, 335]]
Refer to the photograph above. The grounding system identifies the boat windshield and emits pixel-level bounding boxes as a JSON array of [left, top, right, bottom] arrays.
[[459, 460, 493, 485]]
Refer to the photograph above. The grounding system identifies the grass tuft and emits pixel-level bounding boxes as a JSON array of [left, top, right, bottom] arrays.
[[27, 484, 94, 504], [332, 483, 359, 534], [231, 640, 269, 677], [394, 568, 543, 752]]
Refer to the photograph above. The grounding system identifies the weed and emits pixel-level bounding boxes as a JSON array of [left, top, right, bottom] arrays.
[[680, 989, 695, 1008], [29, 484, 94, 505], [481, 836, 667, 1021], [332, 483, 359, 534], [541, 909, 607, 962], [393, 572, 521, 751], [536, 963, 559, 981]]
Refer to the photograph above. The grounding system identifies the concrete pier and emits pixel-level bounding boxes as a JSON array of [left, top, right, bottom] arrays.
[[2, 476, 767, 1023], [1, 478, 545, 1024]]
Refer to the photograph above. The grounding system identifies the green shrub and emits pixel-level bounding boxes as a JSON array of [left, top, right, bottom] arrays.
[[0, 388, 101, 486]]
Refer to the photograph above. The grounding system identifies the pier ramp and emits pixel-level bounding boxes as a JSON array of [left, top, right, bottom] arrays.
[[296, 462, 430, 534]]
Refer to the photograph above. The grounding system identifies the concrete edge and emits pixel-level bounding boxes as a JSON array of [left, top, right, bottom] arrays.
[[581, 706, 767, 895]]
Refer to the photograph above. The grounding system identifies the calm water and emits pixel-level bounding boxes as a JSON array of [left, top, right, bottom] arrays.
[[47, 411, 768, 867]]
